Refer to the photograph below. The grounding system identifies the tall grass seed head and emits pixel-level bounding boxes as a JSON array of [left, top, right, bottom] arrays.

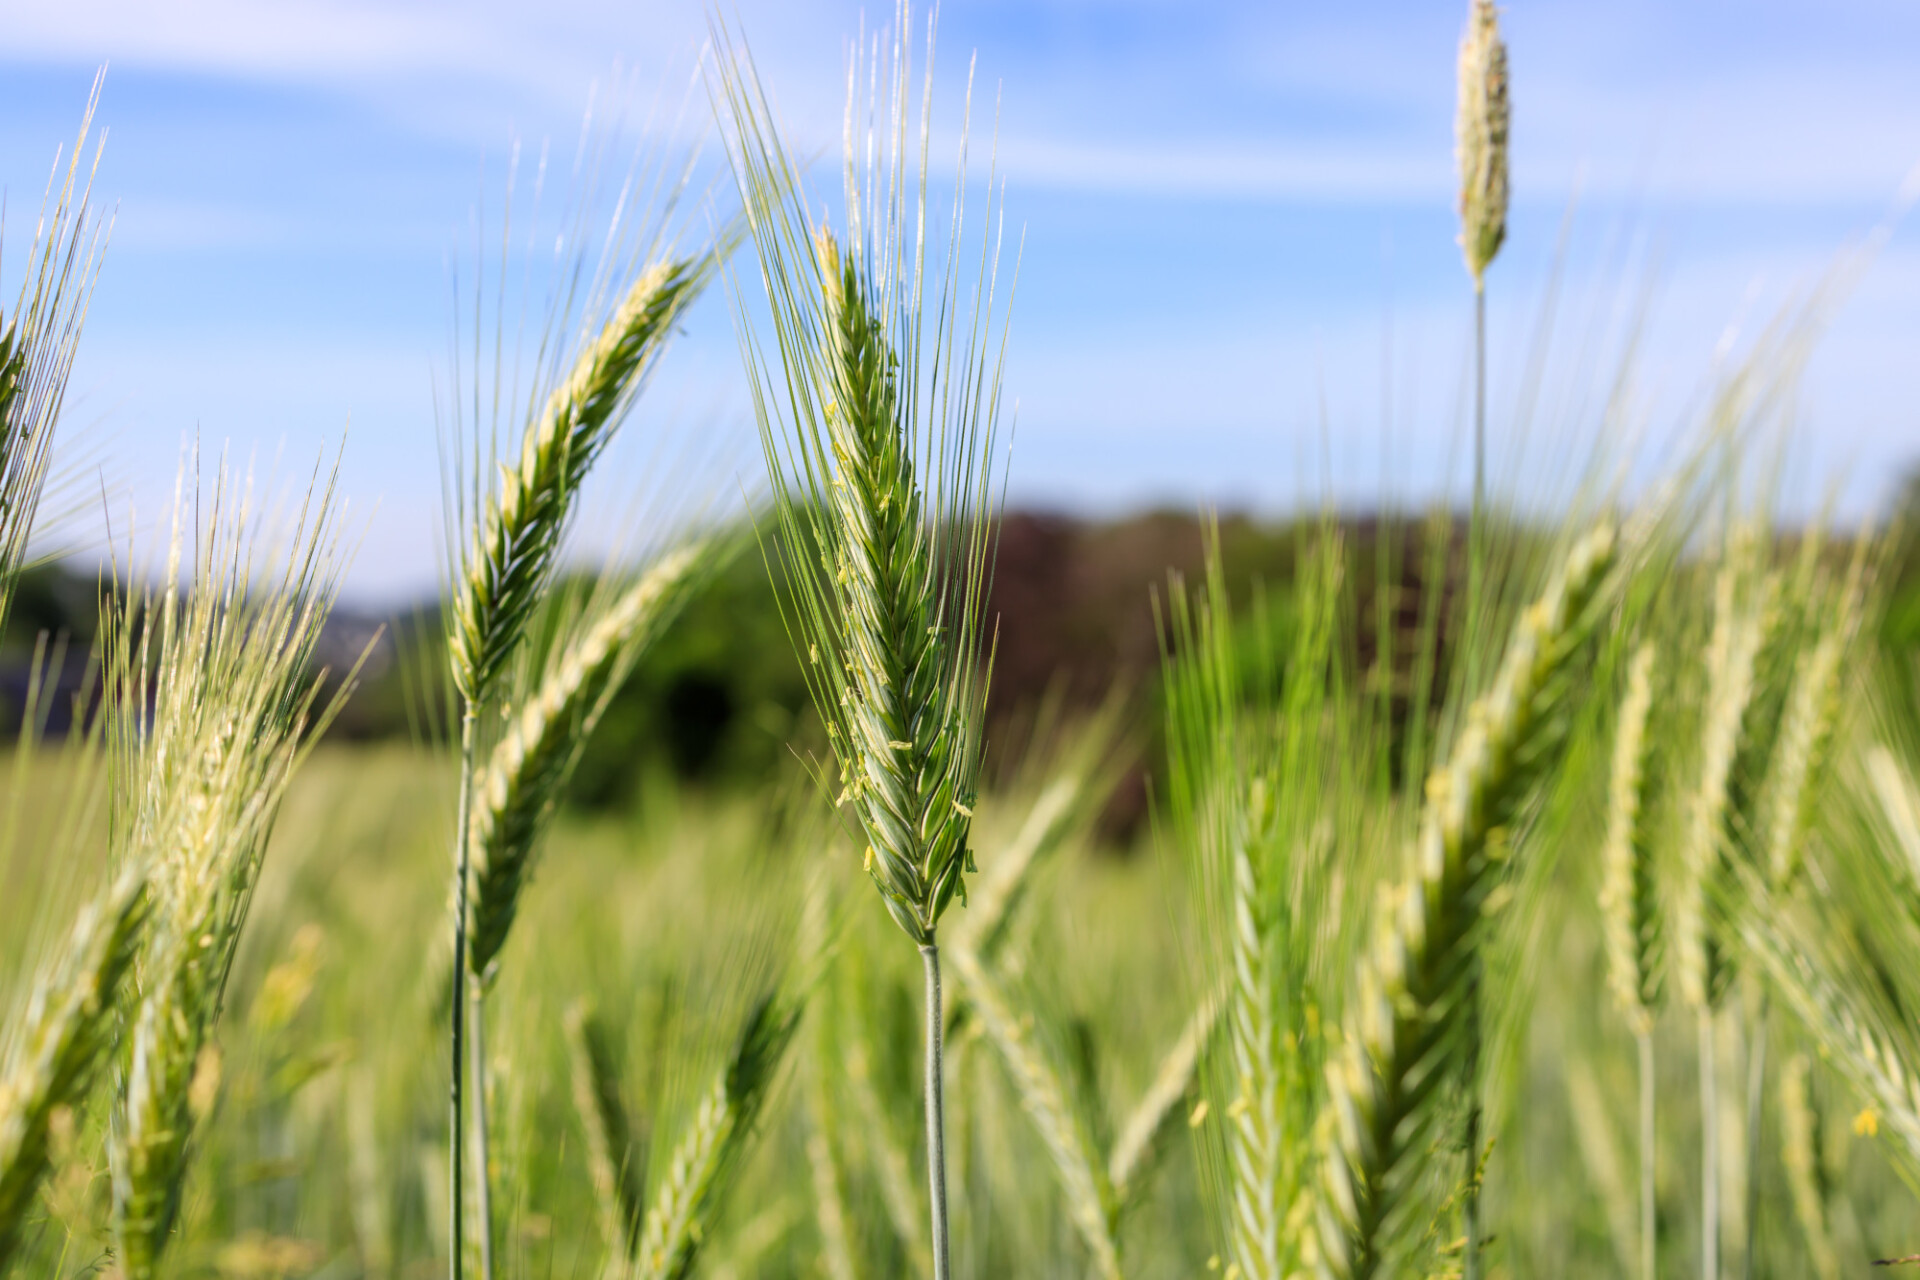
[[1456, 0, 1510, 284]]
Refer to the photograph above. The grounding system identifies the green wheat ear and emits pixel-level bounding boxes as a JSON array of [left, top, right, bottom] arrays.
[[104, 458, 351, 1280], [715, 15, 1009, 948], [449, 252, 717, 705], [791, 224, 993, 945], [1602, 641, 1663, 1030], [1317, 523, 1616, 1280], [0, 867, 149, 1271], [467, 540, 719, 983], [630, 992, 802, 1280]]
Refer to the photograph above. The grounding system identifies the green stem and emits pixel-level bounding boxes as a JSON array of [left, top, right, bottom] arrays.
[[1461, 278, 1488, 1280], [1473, 281, 1487, 531], [1639, 1028, 1657, 1280], [472, 984, 495, 1280], [1701, 1008, 1719, 1280], [1462, 990, 1482, 1280], [922, 943, 951, 1280], [1742, 998, 1768, 1280], [449, 707, 477, 1280]]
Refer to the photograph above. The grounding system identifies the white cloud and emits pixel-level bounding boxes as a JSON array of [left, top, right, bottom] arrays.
[[8, 0, 486, 79], [12, 1, 1920, 206], [995, 136, 1444, 202]]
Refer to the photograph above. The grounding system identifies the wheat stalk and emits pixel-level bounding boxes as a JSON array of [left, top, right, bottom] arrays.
[[628, 993, 800, 1280], [716, 13, 1009, 1274], [444, 233, 720, 1280], [0, 867, 148, 1270], [467, 542, 713, 983], [1315, 523, 1616, 1280]]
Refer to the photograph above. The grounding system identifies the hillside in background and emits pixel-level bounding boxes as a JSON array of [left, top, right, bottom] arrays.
[[7, 495, 1918, 838]]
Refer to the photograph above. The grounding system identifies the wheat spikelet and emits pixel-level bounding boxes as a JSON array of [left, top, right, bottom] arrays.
[[449, 253, 713, 703], [1780, 1052, 1839, 1280], [1602, 641, 1662, 1030], [1108, 989, 1223, 1205], [1676, 563, 1768, 1012], [947, 941, 1122, 1279], [467, 543, 711, 981], [1455, 0, 1510, 284], [1315, 523, 1616, 1280], [628, 993, 800, 1280], [1762, 623, 1847, 892], [0, 867, 147, 1269], [565, 1000, 646, 1262]]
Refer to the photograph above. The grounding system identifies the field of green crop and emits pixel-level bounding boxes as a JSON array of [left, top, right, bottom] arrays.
[[5, 3, 1920, 1279]]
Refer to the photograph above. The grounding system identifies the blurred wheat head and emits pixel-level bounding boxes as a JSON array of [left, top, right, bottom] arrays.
[[102, 456, 354, 1279], [1160, 522, 1352, 1280], [1455, 0, 1509, 286], [1317, 522, 1617, 1279]]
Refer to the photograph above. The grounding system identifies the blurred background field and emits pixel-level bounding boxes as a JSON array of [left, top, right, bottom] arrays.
[[2, 493, 1919, 1276], [8, 493, 1920, 825]]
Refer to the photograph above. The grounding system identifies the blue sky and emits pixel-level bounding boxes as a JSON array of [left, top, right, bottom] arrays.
[[2, 0, 1917, 601]]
